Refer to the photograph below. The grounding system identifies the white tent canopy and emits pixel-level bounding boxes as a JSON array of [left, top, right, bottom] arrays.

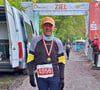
[[75, 38, 85, 43]]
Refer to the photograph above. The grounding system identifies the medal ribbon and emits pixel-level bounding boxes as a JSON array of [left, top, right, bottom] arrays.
[[42, 35, 54, 57]]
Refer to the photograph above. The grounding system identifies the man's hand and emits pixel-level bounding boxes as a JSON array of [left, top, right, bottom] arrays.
[[59, 82, 64, 90], [29, 75, 36, 87], [59, 78, 64, 90]]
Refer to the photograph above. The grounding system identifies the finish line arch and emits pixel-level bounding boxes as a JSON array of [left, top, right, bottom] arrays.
[[21, 2, 89, 37], [21, 2, 89, 56], [21, 2, 100, 59]]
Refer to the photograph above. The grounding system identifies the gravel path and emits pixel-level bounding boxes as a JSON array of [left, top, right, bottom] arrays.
[[13, 50, 100, 90], [64, 51, 100, 90]]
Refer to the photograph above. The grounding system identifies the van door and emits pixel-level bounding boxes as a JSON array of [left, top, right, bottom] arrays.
[[22, 12, 34, 53], [4, 0, 19, 68]]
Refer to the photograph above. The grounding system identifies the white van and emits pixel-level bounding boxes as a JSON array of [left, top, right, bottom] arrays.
[[0, 0, 35, 72]]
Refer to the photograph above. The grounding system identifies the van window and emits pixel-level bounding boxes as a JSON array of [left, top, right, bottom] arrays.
[[30, 20, 34, 34], [25, 22, 33, 42]]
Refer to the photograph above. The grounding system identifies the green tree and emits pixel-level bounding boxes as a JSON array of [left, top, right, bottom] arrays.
[[0, 0, 96, 44]]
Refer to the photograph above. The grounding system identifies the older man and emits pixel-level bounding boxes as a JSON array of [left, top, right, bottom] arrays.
[[27, 17, 65, 90]]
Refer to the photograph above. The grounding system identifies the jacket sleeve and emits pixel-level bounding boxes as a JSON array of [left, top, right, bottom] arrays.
[[57, 39, 65, 81], [92, 40, 96, 47], [65, 42, 66, 47], [27, 38, 36, 75]]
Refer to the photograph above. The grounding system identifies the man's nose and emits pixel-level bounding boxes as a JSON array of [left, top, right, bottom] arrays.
[[46, 26, 50, 29]]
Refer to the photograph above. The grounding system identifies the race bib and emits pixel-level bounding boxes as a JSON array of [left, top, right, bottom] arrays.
[[37, 64, 54, 78], [67, 45, 71, 48]]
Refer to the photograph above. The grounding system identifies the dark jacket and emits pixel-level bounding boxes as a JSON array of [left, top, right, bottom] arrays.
[[91, 39, 99, 53], [27, 35, 65, 80], [65, 42, 71, 51]]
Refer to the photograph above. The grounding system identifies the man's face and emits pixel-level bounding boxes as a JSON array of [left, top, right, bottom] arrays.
[[41, 23, 55, 37], [94, 35, 97, 39], [67, 39, 69, 42]]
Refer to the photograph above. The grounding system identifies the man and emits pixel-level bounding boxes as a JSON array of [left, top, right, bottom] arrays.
[[27, 17, 65, 90], [91, 35, 99, 66], [65, 39, 71, 60]]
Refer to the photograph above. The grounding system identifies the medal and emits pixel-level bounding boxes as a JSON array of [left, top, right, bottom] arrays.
[[42, 35, 54, 62], [47, 57, 51, 62]]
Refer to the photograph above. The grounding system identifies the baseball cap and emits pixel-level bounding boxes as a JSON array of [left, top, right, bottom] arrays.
[[42, 17, 55, 26]]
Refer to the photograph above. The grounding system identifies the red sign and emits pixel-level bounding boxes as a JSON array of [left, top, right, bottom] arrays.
[[37, 67, 53, 75], [89, 2, 100, 41], [55, 4, 67, 10]]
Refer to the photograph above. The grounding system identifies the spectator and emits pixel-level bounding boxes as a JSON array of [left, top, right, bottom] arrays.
[[65, 39, 71, 60], [91, 35, 99, 66]]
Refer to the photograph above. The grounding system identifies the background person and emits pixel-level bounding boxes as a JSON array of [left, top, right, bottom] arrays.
[[65, 39, 71, 60], [91, 35, 99, 66]]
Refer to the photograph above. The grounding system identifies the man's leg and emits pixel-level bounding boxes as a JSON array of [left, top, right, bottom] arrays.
[[68, 50, 70, 59], [95, 53, 98, 66], [94, 53, 96, 65], [48, 77, 59, 90], [36, 77, 48, 90], [66, 50, 70, 60], [66, 50, 68, 58]]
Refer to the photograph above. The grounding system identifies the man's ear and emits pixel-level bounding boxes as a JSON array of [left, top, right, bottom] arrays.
[[53, 25, 56, 29], [53, 26, 56, 31], [41, 25, 43, 28]]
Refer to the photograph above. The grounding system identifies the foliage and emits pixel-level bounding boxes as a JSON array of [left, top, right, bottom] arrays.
[[0, 0, 96, 44], [39, 16, 86, 44]]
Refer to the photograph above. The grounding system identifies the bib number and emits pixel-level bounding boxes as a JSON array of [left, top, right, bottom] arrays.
[[37, 64, 54, 78]]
